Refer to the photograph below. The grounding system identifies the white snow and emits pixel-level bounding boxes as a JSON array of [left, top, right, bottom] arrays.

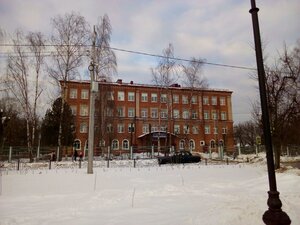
[[0, 158, 299, 225]]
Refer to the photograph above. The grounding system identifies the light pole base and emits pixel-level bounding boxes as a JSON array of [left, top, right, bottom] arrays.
[[262, 191, 291, 225]]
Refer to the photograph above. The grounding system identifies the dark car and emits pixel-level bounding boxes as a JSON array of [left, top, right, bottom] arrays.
[[158, 151, 201, 165]]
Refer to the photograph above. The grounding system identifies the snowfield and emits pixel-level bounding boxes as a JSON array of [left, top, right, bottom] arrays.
[[0, 158, 299, 225]]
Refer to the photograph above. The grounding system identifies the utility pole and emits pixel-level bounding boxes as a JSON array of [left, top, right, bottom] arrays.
[[249, 1, 291, 224], [87, 26, 97, 174]]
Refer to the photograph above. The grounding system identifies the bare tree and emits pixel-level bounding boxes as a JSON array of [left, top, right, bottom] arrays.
[[181, 57, 208, 151], [93, 14, 117, 153], [252, 40, 300, 168], [26, 32, 45, 151], [151, 43, 179, 153], [48, 12, 89, 160], [94, 14, 117, 81], [6, 30, 32, 161]]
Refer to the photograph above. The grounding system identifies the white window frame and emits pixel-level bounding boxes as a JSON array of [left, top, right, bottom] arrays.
[[117, 124, 125, 133], [173, 109, 180, 119], [128, 108, 135, 117], [80, 105, 89, 116], [205, 125, 210, 134], [81, 89, 89, 99], [173, 94, 179, 103], [112, 139, 119, 150], [151, 108, 158, 118], [174, 125, 180, 134], [141, 93, 148, 102], [128, 92, 135, 101], [183, 110, 189, 119], [220, 97, 226, 106], [117, 107, 125, 117], [70, 105, 77, 116], [122, 139, 129, 150], [221, 112, 227, 120], [160, 109, 168, 119], [211, 96, 217, 105], [118, 91, 125, 101], [80, 122, 88, 133], [204, 111, 210, 120], [182, 95, 188, 104], [141, 108, 148, 118], [151, 93, 157, 102], [69, 88, 77, 99], [160, 94, 167, 103], [191, 96, 197, 104], [203, 96, 209, 105], [179, 140, 185, 150]]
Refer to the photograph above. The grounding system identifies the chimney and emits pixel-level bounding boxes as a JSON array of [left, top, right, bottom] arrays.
[[130, 81, 133, 84], [117, 79, 122, 84]]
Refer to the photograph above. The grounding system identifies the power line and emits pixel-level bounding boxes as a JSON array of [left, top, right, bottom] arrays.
[[0, 43, 257, 72]]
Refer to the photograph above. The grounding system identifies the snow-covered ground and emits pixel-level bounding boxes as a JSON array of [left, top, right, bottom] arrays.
[[0, 157, 299, 225]]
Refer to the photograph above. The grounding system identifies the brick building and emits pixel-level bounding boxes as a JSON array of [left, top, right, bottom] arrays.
[[62, 79, 234, 156]]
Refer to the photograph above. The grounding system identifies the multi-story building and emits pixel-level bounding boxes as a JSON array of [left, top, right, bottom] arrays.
[[62, 79, 234, 156]]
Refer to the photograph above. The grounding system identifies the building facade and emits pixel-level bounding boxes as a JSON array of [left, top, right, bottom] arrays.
[[62, 79, 234, 156]]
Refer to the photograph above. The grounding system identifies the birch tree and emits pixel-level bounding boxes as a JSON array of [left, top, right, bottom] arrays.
[[151, 43, 179, 153], [181, 57, 208, 151], [48, 12, 89, 160], [6, 30, 31, 161], [93, 14, 117, 154]]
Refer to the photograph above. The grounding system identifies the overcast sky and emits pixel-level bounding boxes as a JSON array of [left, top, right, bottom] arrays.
[[0, 0, 299, 123]]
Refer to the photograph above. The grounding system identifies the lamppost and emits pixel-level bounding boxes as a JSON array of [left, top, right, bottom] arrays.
[[249, 1, 291, 224]]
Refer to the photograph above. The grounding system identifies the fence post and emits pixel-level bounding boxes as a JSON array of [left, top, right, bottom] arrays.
[[238, 145, 241, 155], [287, 146, 289, 157], [226, 157, 229, 165], [79, 159, 82, 169], [255, 145, 258, 157], [205, 158, 207, 165], [17, 159, 20, 170], [49, 159, 51, 170], [151, 145, 154, 159], [8, 146, 12, 163], [130, 146, 133, 160], [209, 147, 212, 159]]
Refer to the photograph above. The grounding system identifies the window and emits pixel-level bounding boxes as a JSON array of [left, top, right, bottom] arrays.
[[210, 140, 216, 148], [70, 105, 77, 115], [221, 112, 227, 120], [99, 139, 105, 147], [151, 126, 158, 132], [151, 108, 158, 118], [200, 140, 205, 146], [204, 111, 210, 120], [173, 109, 180, 119], [214, 126, 218, 134], [142, 124, 149, 133], [182, 95, 188, 104], [80, 122, 88, 133], [212, 110, 218, 120], [212, 96, 217, 105], [112, 139, 119, 150], [122, 140, 129, 150], [141, 93, 148, 102], [205, 125, 210, 134], [106, 108, 113, 117], [128, 123, 135, 133], [192, 126, 199, 134], [128, 92, 135, 101], [222, 127, 227, 134], [189, 140, 195, 150], [80, 105, 89, 116], [220, 97, 226, 106], [161, 109, 168, 119], [192, 110, 198, 119], [107, 124, 113, 133], [151, 93, 157, 102], [174, 125, 180, 134], [173, 94, 179, 103], [183, 110, 189, 119], [117, 107, 125, 117], [128, 108, 135, 117], [161, 94, 167, 103], [117, 124, 125, 133], [183, 125, 190, 134], [74, 139, 81, 150], [179, 140, 185, 150], [191, 96, 197, 104], [81, 89, 89, 99], [141, 108, 148, 118], [69, 88, 77, 99], [160, 126, 167, 132], [107, 91, 114, 100], [203, 96, 209, 105], [118, 91, 124, 101]]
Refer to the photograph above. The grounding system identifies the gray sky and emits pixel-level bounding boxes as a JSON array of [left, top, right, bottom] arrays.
[[0, 0, 299, 123]]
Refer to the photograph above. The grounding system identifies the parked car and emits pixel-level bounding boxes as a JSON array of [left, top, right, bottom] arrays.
[[158, 151, 201, 165]]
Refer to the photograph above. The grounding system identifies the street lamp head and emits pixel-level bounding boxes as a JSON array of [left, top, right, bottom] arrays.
[[88, 63, 94, 71]]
